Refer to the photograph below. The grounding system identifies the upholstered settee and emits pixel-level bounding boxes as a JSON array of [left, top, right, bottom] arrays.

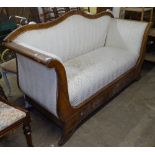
[[3, 11, 151, 145]]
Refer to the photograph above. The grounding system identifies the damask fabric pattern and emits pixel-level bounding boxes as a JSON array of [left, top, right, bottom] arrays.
[[64, 47, 138, 106], [0, 101, 26, 131]]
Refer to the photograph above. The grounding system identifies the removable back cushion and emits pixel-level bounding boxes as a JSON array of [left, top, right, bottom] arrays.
[[64, 46, 138, 107], [14, 15, 111, 62], [105, 19, 147, 57]]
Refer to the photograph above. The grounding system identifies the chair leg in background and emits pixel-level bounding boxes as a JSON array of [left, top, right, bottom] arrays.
[[23, 121, 33, 147], [1, 70, 12, 96], [24, 95, 33, 109]]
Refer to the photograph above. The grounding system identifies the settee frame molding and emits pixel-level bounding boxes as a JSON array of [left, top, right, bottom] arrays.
[[3, 10, 114, 42], [3, 10, 152, 146]]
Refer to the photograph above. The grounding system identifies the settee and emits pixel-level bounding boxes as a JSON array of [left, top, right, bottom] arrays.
[[3, 11, 151, 145]]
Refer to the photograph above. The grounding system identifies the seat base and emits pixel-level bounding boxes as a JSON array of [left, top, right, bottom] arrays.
[[64, 46, 138, 107]]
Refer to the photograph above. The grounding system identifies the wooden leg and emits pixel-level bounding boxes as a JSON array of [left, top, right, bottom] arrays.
[[150, 9, 153, 22], [1, 70, 12, 96], [141, 10, 144, 21], [58, 121, 78, 146], [0, 85, 7, 100], [23, 120, 33, 147], [135, 73, 141, 81], [24, 95, 33, 109]]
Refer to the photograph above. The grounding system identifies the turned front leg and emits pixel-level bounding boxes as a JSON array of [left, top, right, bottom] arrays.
[[23, 120, 33, 147]]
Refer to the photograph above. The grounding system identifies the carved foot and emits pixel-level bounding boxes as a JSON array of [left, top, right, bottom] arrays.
[[58, 122, 78, 146]]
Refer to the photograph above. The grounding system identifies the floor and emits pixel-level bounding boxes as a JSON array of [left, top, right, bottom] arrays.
[[0, 61, 155, 147]]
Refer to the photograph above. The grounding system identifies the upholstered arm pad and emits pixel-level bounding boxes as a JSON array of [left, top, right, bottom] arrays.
[[3, 42, 62, 67], [3, 42, 67, 117]]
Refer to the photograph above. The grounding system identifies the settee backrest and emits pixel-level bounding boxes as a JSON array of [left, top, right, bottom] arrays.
[[105, 19, 148, 57], [13, 14, 112, 62]]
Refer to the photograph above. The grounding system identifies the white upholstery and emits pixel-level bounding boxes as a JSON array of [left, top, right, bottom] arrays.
[[17, 54, 58, 116], [15, 42, 63, 62], [105, 19, 147, 57], [13, 16, 148, 118], [65, 47, 138, 106], [14, 15, 111, 62]]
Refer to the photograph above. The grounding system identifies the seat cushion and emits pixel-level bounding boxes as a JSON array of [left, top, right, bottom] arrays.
[[64, 47, 138, 107], [0, 101, 26, 132]]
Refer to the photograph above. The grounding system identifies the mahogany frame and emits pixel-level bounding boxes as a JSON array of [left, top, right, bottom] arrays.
[[3, 10, 152, 146]]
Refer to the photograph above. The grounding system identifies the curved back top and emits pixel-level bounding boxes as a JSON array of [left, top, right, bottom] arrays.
[[4, 11, 113, 62], [105, 18, 148, 57]]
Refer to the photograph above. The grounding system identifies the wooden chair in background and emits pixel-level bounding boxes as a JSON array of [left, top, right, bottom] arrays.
[[38, 7, 89, 22], [123, 7, 153, 22], [96, 7, 112, 13], [0, 86, 33, 146]]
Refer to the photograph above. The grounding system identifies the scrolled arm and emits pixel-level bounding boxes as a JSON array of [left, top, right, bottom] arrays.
[[3, 42, 57, 66], [3, 41, 75, 121]]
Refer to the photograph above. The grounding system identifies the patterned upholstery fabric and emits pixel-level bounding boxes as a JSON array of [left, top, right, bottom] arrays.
[[17, 54, 58, 117], [11, 16, 148, 118], [106, 19, 147, 56], [65, 47, 138, 106], [0, 101, 26, 131], [14, 15, 111, 62]]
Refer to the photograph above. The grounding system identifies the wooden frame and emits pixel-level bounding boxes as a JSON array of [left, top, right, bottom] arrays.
[[3, 10, 152, 146], [124, 7, 154, 22], [0, 85, 7, 100], [0, 92, 33, 146]]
